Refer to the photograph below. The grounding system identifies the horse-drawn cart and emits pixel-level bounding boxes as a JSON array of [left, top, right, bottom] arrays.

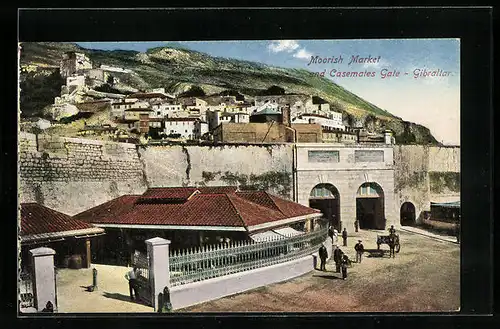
[[377, 234, 401, 253]]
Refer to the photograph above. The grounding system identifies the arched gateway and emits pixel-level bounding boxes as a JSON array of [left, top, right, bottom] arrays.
[[400, 202, 416, 226], [356, 182, 386, 230], [309, 183, 341, 230]]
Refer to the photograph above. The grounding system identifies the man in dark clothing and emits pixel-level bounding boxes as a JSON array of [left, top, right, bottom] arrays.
[[318, 245, 328, 271], [389, 225, 396, 236], [354, 219, 359, 232], [333, 246, 342, 273], [328, 225, 334, 243], [341, 254, 349, 280], [342, 228, 348, 246], [455, 221, 460, 243], [354, 240, 364, 263]]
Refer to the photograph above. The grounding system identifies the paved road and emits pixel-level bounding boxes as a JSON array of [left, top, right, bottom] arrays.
[[180, 229, 460, 312]]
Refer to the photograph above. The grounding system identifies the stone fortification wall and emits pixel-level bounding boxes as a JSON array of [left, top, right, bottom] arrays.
[[138, 144, 294, 198], [393, 145, 460, 223], [19, 132, 147, 215]]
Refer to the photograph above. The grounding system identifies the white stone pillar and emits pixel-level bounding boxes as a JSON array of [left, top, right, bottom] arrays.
[[30, 247, 57, 312], [145, 237, 171, 312]]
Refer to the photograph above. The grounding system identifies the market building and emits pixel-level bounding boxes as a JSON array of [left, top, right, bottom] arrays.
[[73, 186, 322, 266], [20, 203, 105, 270]]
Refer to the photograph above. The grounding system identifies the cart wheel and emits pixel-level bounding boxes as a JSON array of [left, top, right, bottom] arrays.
[[395, 243, 401, 253]]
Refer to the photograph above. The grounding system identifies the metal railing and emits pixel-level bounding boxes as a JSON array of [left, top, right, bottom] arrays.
[[169, 227, 327, 287], [132, 250, 149, 280], [19, 271, 34, 309]]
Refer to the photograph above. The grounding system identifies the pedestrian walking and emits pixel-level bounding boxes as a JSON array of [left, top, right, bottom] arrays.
[[389, 225, 396, 236], [318, 245, 328, 271], [354, 219, 359, 232], [125, 266, 140, 301], [342, 228, 348, 246], [455, 221, 460, 243], [328, 225, 334, 244], [333, 245, 342, 273], [341, 254, 349, 280], [354, 240, 365, 263]]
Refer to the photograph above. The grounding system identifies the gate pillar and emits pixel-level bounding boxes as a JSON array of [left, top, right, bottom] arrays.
[[145, 237, 171, 312], [29, 247, 57, 312]]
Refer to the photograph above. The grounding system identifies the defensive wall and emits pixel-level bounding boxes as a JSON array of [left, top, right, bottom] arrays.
[[19, 133, 460, 225]]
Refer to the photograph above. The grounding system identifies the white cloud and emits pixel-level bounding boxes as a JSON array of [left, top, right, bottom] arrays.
[[293, 48, 313, 60], [268, 40, 300, 53]]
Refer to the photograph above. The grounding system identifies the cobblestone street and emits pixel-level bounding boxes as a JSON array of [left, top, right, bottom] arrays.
[[180, 229, 460, 312]]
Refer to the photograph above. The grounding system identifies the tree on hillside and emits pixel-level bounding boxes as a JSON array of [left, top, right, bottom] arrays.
[[178, 85, 206, 98], [217, 89, 245, 101], [20, 70, 65, 118], [260, 85, 285, 96]]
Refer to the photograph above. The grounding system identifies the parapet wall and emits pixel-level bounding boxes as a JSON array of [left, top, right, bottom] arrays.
[[393, 145, 460, 223], [19, 132, 147, 215]]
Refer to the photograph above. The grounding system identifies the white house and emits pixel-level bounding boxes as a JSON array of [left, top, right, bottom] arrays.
[[163, 118, 201, 139], [292, 112, 345, 131], [111, 100, 150, 120]]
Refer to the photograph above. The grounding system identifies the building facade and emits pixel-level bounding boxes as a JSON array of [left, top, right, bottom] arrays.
[[294, 143, 397, 232]]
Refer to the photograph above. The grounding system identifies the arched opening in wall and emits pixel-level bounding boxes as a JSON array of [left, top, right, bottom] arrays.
[[400, 202, 416, 226], [309, 183, 341, 231], [356, 182, 385, 230]]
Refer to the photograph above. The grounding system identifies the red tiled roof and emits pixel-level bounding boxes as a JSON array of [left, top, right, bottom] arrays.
[[21, 203, 98, 236], [267, 193, 321, 217], [77, 186, 319, 229], [73, 195, 141, 223], [236, 191, 320, 218]]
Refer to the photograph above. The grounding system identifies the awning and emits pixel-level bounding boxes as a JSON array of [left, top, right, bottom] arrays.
[[249, 226, 305, 242], [249, 230, 283, 242], [431, 201, 460, 208], [272, 227, 305, 237]]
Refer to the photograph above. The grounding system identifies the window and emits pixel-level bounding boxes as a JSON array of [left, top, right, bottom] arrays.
[[354, 150, 384, 162], [308, 150, 340, 163]]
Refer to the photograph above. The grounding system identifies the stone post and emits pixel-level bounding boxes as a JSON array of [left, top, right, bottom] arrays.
[[30, 247, 57, 312], [85, 239, 91, 268], [145, 237, 171, 312]]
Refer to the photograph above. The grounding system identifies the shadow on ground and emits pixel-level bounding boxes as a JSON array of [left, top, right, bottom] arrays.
[[102, 292, 144, 305], [312, 274, 343, 280]]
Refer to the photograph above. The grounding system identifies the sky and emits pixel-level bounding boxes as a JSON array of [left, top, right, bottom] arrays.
[[77, 39, 460, 145]]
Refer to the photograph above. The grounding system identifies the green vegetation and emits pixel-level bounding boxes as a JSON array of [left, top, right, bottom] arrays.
[[19, 42, 439, 144], [20, 70, 65, 118], [429, 172, 460, 194]]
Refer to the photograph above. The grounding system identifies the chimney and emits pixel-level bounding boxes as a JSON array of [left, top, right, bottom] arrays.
[[282, 104, 291, 127], [384, 130, 393, 144]]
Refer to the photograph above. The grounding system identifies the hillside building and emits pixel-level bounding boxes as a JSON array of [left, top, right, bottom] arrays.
[[60, 52, 93, 78]]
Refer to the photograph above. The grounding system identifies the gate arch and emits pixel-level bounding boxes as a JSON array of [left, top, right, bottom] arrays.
[[356, 182, 386, 230], [309, 183, 341, 231], [400, 202, 416, 226]]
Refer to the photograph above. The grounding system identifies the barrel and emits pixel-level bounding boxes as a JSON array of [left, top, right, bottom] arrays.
[[62, 255, 71, 268], [69, 254, 82, 269]]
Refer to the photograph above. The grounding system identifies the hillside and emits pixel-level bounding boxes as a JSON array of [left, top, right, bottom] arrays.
[[19, 42, 438, 145]]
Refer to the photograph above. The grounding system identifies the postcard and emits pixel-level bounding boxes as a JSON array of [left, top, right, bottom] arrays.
[[18, 38, 460, 314]]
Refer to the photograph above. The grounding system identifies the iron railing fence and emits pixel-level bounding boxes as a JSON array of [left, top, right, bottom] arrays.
[[132, 250, 149, 280], [19, 271, 34, 309], [169, 227, 327, 287]]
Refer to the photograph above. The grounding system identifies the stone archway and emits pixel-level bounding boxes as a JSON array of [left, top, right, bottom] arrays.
[[400, 202, 416, 226], [356, 182, 386, 230], [309, 183, 341, 231]]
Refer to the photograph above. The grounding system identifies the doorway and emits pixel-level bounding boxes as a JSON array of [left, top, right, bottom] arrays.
[[309, 183, 341, 231], [356, 182, 385, 230]]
